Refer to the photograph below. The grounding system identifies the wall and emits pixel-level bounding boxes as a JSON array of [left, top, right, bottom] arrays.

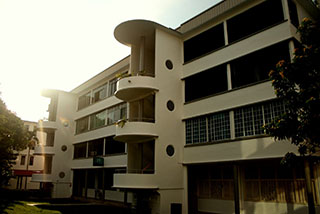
[[51, 91, 77, 198], [154, 27, 185, 212]]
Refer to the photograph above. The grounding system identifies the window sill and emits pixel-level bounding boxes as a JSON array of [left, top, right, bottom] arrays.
[[77, 95, 115, 112], [73, 153, 127, 160], [184, 79, 271, 106], [184, 134, 270, 148], [182, 20, 288, 65]]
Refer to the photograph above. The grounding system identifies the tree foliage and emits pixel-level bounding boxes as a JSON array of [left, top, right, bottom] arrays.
[[267, 18, 320, 156], [0, 97, 29, 186]]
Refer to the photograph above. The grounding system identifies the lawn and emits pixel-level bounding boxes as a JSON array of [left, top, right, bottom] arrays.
[[0, 189, 130, 214], [1, 200, 61, 214]]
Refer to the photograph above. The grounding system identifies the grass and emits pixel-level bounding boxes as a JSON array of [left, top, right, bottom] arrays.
[[0, 189, 131, 214], [2, 200, 61, 214]]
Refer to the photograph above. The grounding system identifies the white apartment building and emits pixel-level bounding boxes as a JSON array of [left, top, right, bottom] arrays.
[[32, 0, 320, 213], [7, 121, 44, 190]]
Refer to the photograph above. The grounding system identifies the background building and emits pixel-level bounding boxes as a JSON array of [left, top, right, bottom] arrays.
[[33, 0, 320, 213], [7, 121, 44, 190]]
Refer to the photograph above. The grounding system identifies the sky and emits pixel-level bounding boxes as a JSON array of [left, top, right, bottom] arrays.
[[0, 0, 221, 122]]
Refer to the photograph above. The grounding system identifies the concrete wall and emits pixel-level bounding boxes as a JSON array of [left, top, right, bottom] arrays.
[[154, 27, 185, 213]]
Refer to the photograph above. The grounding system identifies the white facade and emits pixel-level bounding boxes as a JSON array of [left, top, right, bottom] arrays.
[[34, 0, 320, 213]]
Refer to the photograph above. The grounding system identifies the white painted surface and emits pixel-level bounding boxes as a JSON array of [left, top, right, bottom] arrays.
[[184, 137, 299, 164]]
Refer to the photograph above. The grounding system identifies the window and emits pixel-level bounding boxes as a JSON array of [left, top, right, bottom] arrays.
[[227, 0, 284, 43], [107, 103, 127, 125], [75, 116, 89, 134], [29, 156, 34, 166], [185, 64, 228, 102], [78, 92, 91, 110], [20, 155, 26, 165], [88, 138, 104, 157], [87, 169, 95, 189], [92, 83, 108, 103], [288, 0, 299, 28], [230, 42, 290, 89], [105, 136, 125, 155], [208, 112, 231, 141], [108, 78, 117, 97], [90, 110, 107, 130], [186, 100, 286, 144], [184, 23, 225, 62], [76, 103, 127, 134], [74, 143, 87, 159], [244, 161, 312, 204], [194, 165, 234, 200], [186, 112, 231, 144], [234, 100, 286, 138]]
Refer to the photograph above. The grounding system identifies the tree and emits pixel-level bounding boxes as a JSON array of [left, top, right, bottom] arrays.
[[0, 96, 29, 186], [266, 17, 320, 214], [267, 17, 320, 156]]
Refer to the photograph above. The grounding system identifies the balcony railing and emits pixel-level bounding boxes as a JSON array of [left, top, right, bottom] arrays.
[[115, 75, 158, 102], [114, 120, 157, 143], [115, 168, 154, 174], [33, 145, 55, 155]]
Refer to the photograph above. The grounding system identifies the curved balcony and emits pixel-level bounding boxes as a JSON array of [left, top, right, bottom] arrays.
[[115, 76, 158, 102], [113, 173, 158, 189], [31, 173, 52, 182], [114, 121, 157, 143], [33, 145, 55, 155], [37, 120, 57, 132]]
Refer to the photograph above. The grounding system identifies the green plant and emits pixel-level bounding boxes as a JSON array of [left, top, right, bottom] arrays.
[[116, 118, 127, 128]]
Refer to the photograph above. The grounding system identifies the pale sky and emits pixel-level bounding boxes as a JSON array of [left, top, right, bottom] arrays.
[[0, 0, 221, 122]]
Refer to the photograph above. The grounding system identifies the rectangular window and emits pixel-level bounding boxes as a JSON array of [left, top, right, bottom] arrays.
[[227, 0, 284, 43], [74, 143, 87, 159], [195, 165, 234, 200], [244, 161, 312, 204], [185, 64, 228, 102], [288, 0, 299, 28], [186, 100, 286, 144], [108, 78, 117, 97], [107, 103, 127, 125], [88, 138, 104, 157], [92, 83, 108, 103], [234, 100, 286, 138], [208, 112, 231, 141], [263, 100, 286, 125], [90, 110, 107, 130], [20, 155, 26, 165], [230, 42, 290, 89], [75, 116, 89, 134], [105, 136, 125, 155], [186, 113, 230, 145], [29, 156, 34, 166], [87, 169, 95, 189], [129, 95, 154, 122], [78, 92, 91, 110], [184, 23, 225, 62]]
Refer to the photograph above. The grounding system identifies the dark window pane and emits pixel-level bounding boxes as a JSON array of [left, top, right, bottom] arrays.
[[184, 23, 225, 62], [231, 42, 290, 88], [105, 136, 125, 155], [76, 117, 89, 134], [185, 64, 228, 102], [227, 0, 284, 43], [88, 138, 104, 157], [74, 143, 87, 159], [288, 0, 299, 28]]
